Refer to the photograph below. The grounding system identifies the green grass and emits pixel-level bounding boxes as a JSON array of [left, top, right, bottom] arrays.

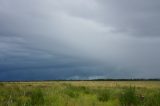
[[119, 86, 139, 106], [97, 89, 110, 102], [0, 81, 159, 106]]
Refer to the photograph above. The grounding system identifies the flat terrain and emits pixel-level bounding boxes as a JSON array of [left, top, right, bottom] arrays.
[[0, 81, 160, 106]]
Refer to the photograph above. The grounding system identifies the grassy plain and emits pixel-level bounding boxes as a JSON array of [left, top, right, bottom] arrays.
[[0, 81, 160, 106]]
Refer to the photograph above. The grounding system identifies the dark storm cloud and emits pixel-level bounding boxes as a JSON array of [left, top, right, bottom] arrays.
[[0, 0, 160, 80]]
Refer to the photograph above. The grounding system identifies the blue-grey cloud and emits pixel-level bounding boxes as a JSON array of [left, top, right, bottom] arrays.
[[0, 0, 160, 81]]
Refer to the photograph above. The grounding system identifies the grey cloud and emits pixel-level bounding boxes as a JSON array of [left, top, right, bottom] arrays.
[[66, 0, 160, 37], [0, 0, 160, 80]]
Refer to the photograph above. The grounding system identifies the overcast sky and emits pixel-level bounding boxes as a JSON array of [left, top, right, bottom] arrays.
[[0, 0, 160, 81]]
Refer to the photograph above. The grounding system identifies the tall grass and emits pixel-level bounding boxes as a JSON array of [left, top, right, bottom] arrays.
[[143, 90, 160, 106], [119, 86, 139, 106], [97, 89, 110, 102], [30, 89, 44, 106], [0, 82, 4, 86], [0, 81, 159, 106]]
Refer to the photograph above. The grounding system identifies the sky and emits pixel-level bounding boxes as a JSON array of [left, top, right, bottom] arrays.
[[0, 0, 160, 81]]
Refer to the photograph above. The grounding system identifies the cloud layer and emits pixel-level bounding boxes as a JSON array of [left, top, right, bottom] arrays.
[[0, 0, 160, 80]]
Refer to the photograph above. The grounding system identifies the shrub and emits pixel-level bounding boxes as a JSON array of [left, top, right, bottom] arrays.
[[144, 91, 160, 106], [30, 89, 44, 106], [76, 86, 91, 94], [120, 87, 139, 106], [16, 96, 31, 106], [65, 90, 79, 98], [0, 82, 4, 86], [97, 89, 110, 102], [65, 85, 90, 98]]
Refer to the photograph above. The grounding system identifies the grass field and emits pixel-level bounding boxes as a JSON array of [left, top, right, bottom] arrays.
[[0, 81, 160, 106]]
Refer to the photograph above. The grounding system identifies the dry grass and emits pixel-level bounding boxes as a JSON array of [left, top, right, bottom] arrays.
[[0, 81, 160, 106]]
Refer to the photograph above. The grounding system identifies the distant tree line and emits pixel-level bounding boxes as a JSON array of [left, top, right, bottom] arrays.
[[1, 78, 160, 82]]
